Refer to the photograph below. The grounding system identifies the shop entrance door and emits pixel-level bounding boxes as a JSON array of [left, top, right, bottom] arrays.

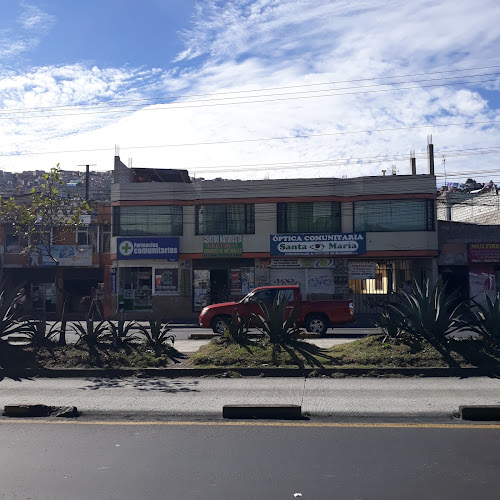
[[210, 270, 229, 304]]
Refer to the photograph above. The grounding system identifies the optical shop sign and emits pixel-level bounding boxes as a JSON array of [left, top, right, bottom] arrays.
[[117, 237, 179, 261], [270, 233, 366, 257]]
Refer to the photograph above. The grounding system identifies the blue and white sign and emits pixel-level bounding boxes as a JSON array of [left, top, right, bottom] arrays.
[[270, 233, 366, 256], [117, 237, 179, 261]]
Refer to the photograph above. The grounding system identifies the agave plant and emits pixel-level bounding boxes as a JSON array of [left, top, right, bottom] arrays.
[[375, 310, 406, 344], [388, 278, 465, 343], [467, 294, 500, 343], [21, 319, 61, 348], [71, 319, 111, 347], [137, 319, 175, 357], [216, 310, 251, 346], [251, 294, 301, 345], [107, 313, 140, 349]]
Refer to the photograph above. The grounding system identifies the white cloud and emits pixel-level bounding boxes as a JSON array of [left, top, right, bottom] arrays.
[[18, 3, 56, 32], [2, 0, 500, 184]]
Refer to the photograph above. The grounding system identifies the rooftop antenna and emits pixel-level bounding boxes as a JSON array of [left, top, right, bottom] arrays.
[[114, 144, 120, 156], [128, 158, 133, 169], [391, 164, 398, 175], [410, 149, 416, 175]]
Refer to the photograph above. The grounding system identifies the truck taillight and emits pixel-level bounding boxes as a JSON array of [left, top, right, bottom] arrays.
[[349, 302, 354, 315]]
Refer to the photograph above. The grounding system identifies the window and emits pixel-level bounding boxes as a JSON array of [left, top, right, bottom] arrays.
[[353, 199, 434, 232], [77, 225, 99, 252], [277, 202, 341, 233], [113, 206, 183, 236], [196, 204, 255, 235], [4, 227, 27, 254]]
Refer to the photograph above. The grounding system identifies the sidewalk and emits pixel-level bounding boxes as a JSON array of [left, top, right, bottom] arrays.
[[1, 376, 499, 419]]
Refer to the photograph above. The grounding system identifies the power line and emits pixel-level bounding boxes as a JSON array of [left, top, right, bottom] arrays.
[[2, 75, 499, 120], [1, 120, 500, 158], [2, 64, 500, 115]]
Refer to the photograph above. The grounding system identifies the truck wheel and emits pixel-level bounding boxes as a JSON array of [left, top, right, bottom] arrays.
[[305, 315, 328, 336], [212, 316, 230, 334]]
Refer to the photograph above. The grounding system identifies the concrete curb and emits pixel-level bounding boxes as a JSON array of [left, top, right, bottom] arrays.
[[3, 404, 79, 418], [459, 405, 500, 421], [1, 366, 499, 379], [223, 404, 302, 419]]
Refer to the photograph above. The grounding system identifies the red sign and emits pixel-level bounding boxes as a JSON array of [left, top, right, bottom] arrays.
[[469, 243, 500, 263]]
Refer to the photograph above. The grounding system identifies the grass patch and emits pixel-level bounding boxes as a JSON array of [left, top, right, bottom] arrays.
[[190, 335, 500, 369], [0, 341, 184, 373]]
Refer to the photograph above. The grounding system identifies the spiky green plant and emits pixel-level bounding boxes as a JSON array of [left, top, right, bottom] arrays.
[[251, 294, 301, 345], [107, 313, 140, 349], [388, 279, 465, 343], [375, 310, 406, 344], [21, 319, 61, 348], [468, 294, 500, 343], [71, 319, 111, 347], [217, 310, 251, 345], [137, 319, 175, 357]]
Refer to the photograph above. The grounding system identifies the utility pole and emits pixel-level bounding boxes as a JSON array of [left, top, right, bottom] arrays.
[[78, 164, 96, 201]]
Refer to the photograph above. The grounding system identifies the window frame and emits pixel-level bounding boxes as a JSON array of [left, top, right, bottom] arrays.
[[113, 205, 183, 237], [195, 204, 255, 235], [277, 201, 341, 234], [353, 199, 435, 232]]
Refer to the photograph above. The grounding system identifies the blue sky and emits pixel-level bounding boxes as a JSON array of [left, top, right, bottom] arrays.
[[1, 0, 500, 183]]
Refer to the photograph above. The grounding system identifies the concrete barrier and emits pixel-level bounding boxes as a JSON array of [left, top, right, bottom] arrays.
[[459, 405, 500, 421], [223, 404, 302, 419]]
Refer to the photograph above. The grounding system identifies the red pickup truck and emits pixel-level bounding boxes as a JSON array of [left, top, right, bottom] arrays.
[[199, 285, 355, 336]]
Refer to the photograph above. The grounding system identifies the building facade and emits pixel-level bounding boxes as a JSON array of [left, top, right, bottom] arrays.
[[109, 156, 438, 321]]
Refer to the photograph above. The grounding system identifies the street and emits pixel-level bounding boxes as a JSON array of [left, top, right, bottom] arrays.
[[1, 420, 499, 499]]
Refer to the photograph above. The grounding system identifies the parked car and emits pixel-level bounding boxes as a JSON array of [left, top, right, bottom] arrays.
[[199, 285, 355, 336]]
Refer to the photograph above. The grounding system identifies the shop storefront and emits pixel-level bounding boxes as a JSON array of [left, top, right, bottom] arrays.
[[468, 243, 500, 304], [115, 237, 180, 312]]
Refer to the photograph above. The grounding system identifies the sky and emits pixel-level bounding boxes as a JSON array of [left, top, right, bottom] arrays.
[[1, 0, 500, 184]]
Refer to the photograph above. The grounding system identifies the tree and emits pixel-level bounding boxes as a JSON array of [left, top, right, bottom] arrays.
[[0, 165, 91, 265], [0, 165, 91, 344]]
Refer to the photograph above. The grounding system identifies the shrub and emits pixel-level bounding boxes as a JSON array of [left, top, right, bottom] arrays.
[[468, 294, 500, 343], [216, 310, 251, 346], [251, 294, 301, 345], [387, 279, 465, 343], [71, 319, 111, 347], [21, 319, 61, 348], [107, 314, 140, 349], [137, 319, 175, 357]]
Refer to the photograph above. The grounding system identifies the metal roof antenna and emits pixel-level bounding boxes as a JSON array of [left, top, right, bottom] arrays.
[[128, 158, 133, 169], [115, 144, 120, 157], [410, 149, 416, 175], [391, 164, 398, 175]]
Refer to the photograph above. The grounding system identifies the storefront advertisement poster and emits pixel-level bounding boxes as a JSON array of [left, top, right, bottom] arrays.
[[270, 233, 366, 256], [31, 245, 92, 267], [348, 261, 376, 280], [230, 270, 242, 293], [154, 268, 179, 295], [469, 266, 495, 297], [117, 237, 179, 261], [468, 243, 500, 263], [269, 258, 335, 268]]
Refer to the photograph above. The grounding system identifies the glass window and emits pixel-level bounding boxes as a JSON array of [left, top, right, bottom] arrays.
[[100, 224, 111, 253], [353, 199, 434, 232], [277, 202, 341, 233], [196, 204, 255, 235], [113, 206, 183, 236]]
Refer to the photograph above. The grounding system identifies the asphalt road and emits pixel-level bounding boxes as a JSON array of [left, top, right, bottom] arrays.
[[1, 420, 499, 499], [2, 377, 500, 418]]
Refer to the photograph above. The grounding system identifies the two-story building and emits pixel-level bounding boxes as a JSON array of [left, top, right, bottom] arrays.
[[109, 156, 438, 321]]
